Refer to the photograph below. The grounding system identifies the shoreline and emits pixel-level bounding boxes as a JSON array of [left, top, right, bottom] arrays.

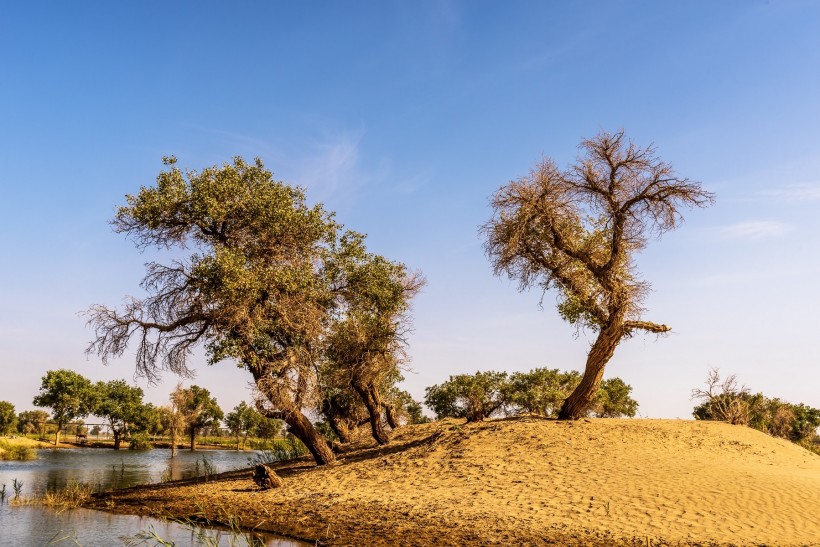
[[82, 417, 820, 546]]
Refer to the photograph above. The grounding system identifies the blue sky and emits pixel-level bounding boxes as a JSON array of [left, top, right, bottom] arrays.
[[1, 1, 819, 420]]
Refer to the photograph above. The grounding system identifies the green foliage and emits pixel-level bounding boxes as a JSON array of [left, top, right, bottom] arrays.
[[93, 380, 150, 449], [32, 369, 95, 444], [0, 401, 16, 435], [0, 440, 36, 460], [692, 369, 820, 450], [16, 410, 49, 435], [128, 433, 153, 450], [225, 401, 263, 449], [425, 371, 509, 422], [427, 368, 639, 422], [504, 368, 581, 417], [175, 385, 223, 449], [591, 377, 639, 418], [88, 156, 422, 464]]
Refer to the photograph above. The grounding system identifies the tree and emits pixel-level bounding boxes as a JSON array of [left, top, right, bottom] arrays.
[[483, 130, 714, 419], [0, 401, 16, 435], [173, 385, 223, 450], [384, 387, 429, 426], [424, 371, 508, 422], [589, 377, 638, 418], [86, 157, 411, 465], [16, 410, 49, 435], [32, 369, 95, 445], [324, 237, 424, 445], [504, 368, 581, 418], [93, 380, 148, 450], [225, 401, 262, 450]]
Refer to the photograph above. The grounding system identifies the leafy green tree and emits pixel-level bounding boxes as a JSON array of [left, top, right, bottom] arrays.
[[174, 385, 223, 450], [225, 401, 262, 450], [86, 157, 420, 465], [425, 371, 509, 422], [324, 237, 424, 445], [0, 401, 16, 435], [32, 369, 95, 445], [93, 380, 149, 450], [16, 410, 49, 435], [589, 377, 638, 418], [483, 131, 714, 419], [504, 368, 581, 417], [255, 415, 284, 441]]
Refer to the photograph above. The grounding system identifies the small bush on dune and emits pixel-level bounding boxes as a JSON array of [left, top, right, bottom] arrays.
[[692, 368, 820, 453]]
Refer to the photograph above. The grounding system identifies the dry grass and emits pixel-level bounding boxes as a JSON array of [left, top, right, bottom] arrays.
[[13, 479, 95, 509], [83, 417, 820, 546]]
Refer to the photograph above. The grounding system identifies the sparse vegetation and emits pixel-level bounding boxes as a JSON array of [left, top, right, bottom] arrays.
[[693, 368, 820, 455]]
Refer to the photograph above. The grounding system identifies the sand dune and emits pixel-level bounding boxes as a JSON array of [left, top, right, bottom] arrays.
[[88, 417, 820, 546]]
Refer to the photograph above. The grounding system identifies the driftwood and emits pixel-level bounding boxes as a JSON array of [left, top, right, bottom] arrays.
[[252, 464, 283, 489]]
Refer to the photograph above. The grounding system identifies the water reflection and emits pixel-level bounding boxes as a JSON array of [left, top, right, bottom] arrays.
[[0, 448, 307, 546]]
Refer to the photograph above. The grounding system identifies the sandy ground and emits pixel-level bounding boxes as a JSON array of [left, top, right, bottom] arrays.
[[84, 417, 820, 546]]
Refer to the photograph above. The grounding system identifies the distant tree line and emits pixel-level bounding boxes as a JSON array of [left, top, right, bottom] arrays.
[[692, 369, 820, 455], [424, 368, 638, 423], [4, 369, 287, 452]]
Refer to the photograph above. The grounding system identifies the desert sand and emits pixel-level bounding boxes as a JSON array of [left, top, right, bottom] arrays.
[[85, 417, 820, 546]]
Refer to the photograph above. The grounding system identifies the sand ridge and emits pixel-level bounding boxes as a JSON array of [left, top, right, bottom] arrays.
[[86, 417, 820, 546]]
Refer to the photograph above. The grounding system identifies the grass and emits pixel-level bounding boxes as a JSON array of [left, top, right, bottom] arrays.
[[0, 438, 40, 460], [120, 501, 271, 547], [11, 479, 94, 509]]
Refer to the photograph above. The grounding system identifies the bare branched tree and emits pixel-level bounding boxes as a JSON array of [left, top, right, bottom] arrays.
[[482, 130, 714, 419], [691, 368, 751, 425]]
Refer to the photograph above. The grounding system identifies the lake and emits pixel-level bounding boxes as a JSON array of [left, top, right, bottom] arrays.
[[0, 447, 308, 546]]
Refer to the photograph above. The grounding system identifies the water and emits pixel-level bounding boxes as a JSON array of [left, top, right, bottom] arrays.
[[0, 448, 308, 546]]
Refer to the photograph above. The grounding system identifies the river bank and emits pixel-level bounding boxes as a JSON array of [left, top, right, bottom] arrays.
[[80, 417, 820, 546]]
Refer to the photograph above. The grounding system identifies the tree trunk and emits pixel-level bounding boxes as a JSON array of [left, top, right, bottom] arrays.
[[320, 399, 353, 443], [189, 428, 196, 451], [384, 404, 398, 429], [170, 426, 177, 458], [282, 408, 336, 465], [328, 415, 352, 444], [113, 430, 122, 450], [352, 380, 389, 445], [54, 427, 61, 447], [559, 322, 624, 420]]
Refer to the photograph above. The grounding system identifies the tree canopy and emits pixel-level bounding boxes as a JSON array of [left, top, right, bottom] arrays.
[[0, 401, 16, 436], [86, 156, 422, 465], [483, 131, 713, 419], [425, 368, 638, 422], [32, 369, 95, 445], [94, 379, 150, 450]]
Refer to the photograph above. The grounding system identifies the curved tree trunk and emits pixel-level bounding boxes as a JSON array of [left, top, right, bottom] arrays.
[[352, 380, 389, 445], [320, 399, 353, 444], [559, 322, 624, 420], [384, 403, 398, 429], [282, 408, 336, 465]]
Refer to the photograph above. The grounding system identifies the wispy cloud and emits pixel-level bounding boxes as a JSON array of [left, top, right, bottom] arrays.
[[716, 220, 792, 240], [759, 183, 820, 201], [297, 128, 366, 203]]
